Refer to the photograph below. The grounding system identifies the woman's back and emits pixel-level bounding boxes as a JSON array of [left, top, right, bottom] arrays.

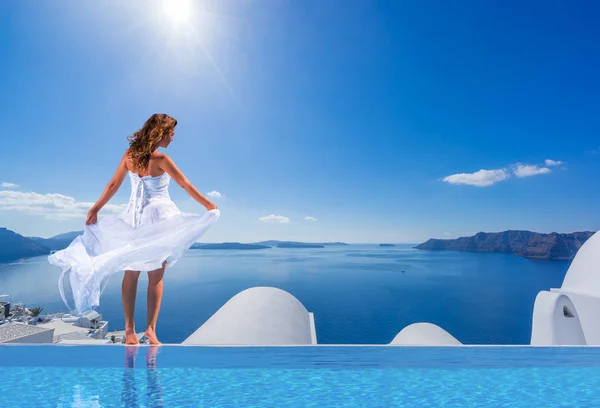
[[124, 149, 166, 178], [120, 150, 178, 228]]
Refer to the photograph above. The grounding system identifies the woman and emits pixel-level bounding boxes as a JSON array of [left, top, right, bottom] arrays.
[[49, 113, 219, 345]]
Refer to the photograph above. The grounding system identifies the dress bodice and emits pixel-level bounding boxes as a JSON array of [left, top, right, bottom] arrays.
[[122, 171, 174, 227]]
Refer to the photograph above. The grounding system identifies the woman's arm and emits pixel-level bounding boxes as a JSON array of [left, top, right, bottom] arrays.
[[86, 153, 129, 225], [160, 154, 217, 211]]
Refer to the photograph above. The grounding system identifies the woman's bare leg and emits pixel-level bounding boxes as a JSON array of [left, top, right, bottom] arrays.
[[122, 270, 141, 345], [145, 261, 166, 345]]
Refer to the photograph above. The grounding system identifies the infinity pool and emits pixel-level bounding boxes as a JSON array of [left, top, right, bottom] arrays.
[[2, 346, 600, 407]]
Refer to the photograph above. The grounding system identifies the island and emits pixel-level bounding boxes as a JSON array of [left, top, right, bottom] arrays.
[[190, 242, 270, 250], [275, 242, 325, 249], [415, 230, 595, 260], [191, 240, 344, 249], [254, 240, 348, 247], [0, 227, 350, 262], [379, 244, 396, 247]]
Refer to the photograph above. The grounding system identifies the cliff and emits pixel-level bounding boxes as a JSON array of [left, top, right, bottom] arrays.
[[29, 231, 82, 251], [0, 228, 51, 262], [415, 230, 595, 260]]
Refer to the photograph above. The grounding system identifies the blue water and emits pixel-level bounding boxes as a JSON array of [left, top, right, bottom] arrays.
[[2, 345, 600, 407], [0, 245, 570, 344]]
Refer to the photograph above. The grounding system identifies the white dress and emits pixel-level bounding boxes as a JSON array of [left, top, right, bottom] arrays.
[[48, 171, 220, 314]]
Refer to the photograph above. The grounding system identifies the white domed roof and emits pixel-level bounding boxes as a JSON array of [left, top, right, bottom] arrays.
[[561, 231, 600, 296], [390, 323, 462, 345], [183, 286, 316, 345]]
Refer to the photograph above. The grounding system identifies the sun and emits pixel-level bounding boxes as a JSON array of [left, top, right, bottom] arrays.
[[162, 0, 193, 25]]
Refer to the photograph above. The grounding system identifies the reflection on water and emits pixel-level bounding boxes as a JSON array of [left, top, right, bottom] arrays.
[[66, 384, 101, 408], [146, 346, 164, 408], [3, 346, 600, 407], [122, 346, 163, 408]]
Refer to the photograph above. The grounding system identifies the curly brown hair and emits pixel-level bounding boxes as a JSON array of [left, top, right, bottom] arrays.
[[127, 113, 177, 171]]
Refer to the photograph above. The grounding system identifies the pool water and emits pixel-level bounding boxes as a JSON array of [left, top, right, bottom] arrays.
[[2, 346, 600, 407]]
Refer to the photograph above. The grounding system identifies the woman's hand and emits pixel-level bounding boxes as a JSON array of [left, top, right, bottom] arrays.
[[86, 208, 99, 225], [205, 202, 218, 211]]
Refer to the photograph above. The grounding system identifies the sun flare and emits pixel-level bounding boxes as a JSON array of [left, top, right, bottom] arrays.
[[117, 0, 240, 105], [162, 0, 193, 25]]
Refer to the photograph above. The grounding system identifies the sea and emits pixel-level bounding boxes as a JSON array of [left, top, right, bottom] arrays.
[[0, 244, 570, 344]]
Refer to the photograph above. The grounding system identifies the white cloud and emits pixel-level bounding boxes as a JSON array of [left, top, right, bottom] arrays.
[[1, 182, 18, 188], [258, 214, 290, 224], [304, 216, 317, 222], [512, 164, 551, 178], [442, 169, 510, 187], [544, 159, 563, 167], [206, 191, 224, 199], [0, 190, 125, 220]]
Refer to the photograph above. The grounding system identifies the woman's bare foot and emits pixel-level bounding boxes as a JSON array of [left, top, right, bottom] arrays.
[[144, 328, 162, 345], [125, 328, 139, 345]]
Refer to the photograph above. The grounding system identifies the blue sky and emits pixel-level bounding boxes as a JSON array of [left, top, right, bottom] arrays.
[[1, 1, 599, 243]]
